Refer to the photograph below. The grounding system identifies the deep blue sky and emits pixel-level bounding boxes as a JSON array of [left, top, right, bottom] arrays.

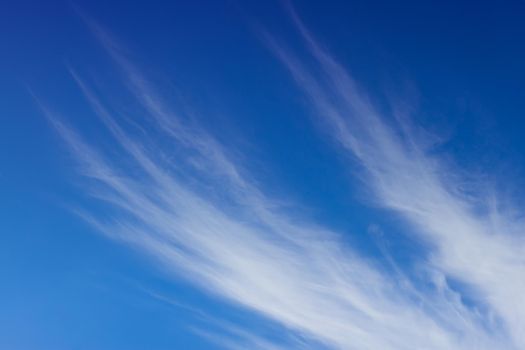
[[3, 1, 525, 349]]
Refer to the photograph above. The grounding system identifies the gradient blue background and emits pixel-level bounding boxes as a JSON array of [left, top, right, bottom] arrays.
[[2, 0, 525, 349]]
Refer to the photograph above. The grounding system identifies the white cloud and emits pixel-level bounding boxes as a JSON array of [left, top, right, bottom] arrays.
[[41, 16, 521, 350], [268, 6, 525, 349]]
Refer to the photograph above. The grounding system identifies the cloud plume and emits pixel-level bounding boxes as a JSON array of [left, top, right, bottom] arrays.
[[42, 14, 522, 350], [269, 6, 525, 349]]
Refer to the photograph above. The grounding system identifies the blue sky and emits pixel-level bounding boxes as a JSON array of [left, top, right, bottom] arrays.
[[3, 1, 525, 349]]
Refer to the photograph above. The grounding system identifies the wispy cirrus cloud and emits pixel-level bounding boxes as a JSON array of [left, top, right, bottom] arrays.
[[40, 13, 521, 350], [269, 5, 525, 349]]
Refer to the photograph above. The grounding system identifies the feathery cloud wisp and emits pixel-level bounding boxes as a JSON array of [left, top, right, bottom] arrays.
[[42, 16, 522, 350], [270, 7, 525, 349]]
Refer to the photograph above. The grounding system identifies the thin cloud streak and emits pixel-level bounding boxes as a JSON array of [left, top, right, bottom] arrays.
[[43, 18, 518, 350]]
